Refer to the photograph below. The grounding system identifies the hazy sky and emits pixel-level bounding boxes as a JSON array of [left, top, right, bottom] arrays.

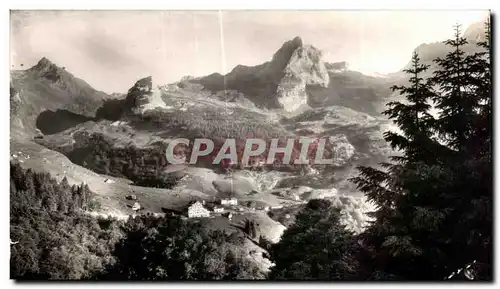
[[10, 10, 489, 93]]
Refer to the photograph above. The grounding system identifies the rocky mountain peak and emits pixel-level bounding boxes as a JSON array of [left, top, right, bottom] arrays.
[[273, 38, 329, 112], [463, 20, 488, 42], [125, 76, 168, 114], [268, 36, 304, 72], [25, 57, 79, 92], [193, 36, 329, 112], [29, 57, 60, 74], [132, 76, 153, 93], [402, 19, 490, 73]]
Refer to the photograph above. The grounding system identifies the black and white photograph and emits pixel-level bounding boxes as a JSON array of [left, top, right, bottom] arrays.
[[8, 9, 492, 281]]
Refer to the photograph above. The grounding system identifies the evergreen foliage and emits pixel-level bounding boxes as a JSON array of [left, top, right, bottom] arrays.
[[350, 21, 492, 281], [98, 216, 265, 280], [268, 199, 357, 280], [10, 162, 263, 280]]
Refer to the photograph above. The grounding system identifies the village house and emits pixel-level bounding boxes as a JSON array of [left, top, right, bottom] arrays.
[[131, 202, 141, 211], [185, 200, 211, 218], [220, 197, 238, 206], [213, 207, 224, 213]]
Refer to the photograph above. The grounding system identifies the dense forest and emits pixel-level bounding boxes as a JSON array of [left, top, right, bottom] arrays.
[[64, 132, 181, 189], [10, 162, 111, 279], [10, 22, 492, 281], [10, 162, 264, 280]]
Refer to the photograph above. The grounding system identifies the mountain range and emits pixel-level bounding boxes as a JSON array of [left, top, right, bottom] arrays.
[[9, 19, 487, 244]]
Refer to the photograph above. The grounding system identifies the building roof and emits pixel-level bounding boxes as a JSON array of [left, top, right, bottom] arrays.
[[161, 207, 182, 214], [182, 200, 208, 213]]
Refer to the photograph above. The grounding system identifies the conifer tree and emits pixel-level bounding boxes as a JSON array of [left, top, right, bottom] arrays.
[[444, 19, 491, 280], [383, 51, 440, 163], [351, 21, 492, 280], [427, 21, 492, 279], [430, 24, 481, 153], [351, 50, 445, 280], [269, 199, 355, 280]]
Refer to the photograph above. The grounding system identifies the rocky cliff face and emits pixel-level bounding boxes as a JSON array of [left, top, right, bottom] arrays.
[[125, 76, 168, 114], [463, 19, 488, 43], [193, 36, 329, 112], [276, 42, 329, 112]]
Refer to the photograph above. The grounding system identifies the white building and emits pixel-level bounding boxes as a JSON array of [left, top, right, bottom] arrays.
[[131, 202, 141, 211], [213, 207, 224, 213], [220, 198, 238, 206], [186, 201, 211, 218]]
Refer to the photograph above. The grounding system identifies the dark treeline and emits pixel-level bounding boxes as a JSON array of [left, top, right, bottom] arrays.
[[10, 162, 111, 279], [96, 215, 265, 280], [67, 132, 180, 189], [10, 162, 263, 280]]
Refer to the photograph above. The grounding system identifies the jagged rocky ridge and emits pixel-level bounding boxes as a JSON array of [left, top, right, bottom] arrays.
[[190, 36, 391, 114], [10, 57, 111, 137]]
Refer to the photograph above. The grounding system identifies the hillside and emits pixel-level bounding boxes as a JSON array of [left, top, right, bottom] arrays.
[[10, 58, 112, 138], [9, 35, 410, 249]]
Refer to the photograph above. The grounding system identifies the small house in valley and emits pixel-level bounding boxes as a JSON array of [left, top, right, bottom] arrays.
[[220, 198, 238, 206], [213, 207, 224, 213], [131, 202, 141, 211]]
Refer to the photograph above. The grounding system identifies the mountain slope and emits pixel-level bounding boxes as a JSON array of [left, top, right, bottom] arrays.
[[11, 38, 396, 237], [10, 57, 112, 138], [190, 36, 392, 114]]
